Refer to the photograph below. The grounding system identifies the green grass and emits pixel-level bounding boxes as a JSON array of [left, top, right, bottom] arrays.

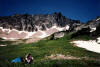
[[71, 35, 93, 41], [33, 59, 100, 67], [0, 33, 100, 67]]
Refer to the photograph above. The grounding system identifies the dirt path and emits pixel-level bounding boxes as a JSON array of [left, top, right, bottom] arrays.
[[45, 54, 80, 60], [45, 54, 100, 61]]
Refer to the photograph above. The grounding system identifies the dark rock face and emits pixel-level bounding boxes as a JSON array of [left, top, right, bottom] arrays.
[[71, 17, 100, 39], [87, 17, 100, 28], [0, 12, 82, 32], [92, 23, 100, 37], [71, 27, 91, 38], [86, 17, 100, 37]]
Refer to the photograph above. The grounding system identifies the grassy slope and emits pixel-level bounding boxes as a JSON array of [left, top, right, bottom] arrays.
[[0, 34, 100, 67]]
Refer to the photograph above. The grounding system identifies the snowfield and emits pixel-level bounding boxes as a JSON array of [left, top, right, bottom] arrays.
[[0, 25, 69, 40], [72, 40, 100, 53]]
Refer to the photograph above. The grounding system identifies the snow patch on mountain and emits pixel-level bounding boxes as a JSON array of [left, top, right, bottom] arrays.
[[96, 18, 100, 21], [0, 44, 7, 47], [38, 30, 47, 38], [72, 40, 100, 53], [2, 37, 18, 40], [90, 27, 96, 32], [0, 25, 69, 40]]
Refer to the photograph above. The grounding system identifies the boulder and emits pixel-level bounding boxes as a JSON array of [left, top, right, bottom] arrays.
[[53, 32, 65, 39]]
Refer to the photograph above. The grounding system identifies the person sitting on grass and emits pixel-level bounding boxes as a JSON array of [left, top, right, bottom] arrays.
[[25, 53, 34, 64]]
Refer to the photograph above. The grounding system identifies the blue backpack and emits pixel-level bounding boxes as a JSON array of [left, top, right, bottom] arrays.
[[11, 57, 21, 63]]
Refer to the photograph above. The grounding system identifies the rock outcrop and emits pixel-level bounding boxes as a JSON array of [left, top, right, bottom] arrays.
[[52, 32, 65, 39], [71, 16, 100, 39]]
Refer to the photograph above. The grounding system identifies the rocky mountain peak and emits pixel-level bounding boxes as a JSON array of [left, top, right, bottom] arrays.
[[0, 12, 81, 32]]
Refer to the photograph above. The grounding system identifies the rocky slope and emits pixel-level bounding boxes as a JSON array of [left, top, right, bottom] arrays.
[[72, 16, 100, 38], [0, 12, 82, 41]]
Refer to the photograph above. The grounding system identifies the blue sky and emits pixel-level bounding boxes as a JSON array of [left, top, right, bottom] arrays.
[[0, 0, 100, 22]]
